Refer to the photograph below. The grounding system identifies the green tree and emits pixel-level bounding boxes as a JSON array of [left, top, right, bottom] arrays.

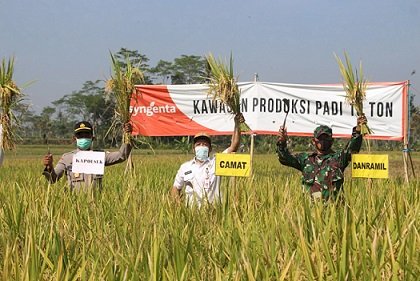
[[53, 80, 114, 146], [150, 60, 173, 84], [172, 55, 207, 84], [12, 102, 32, 130], [113, 48, 152, 84], [40, 106, 56, 141], [410, 104, 419, 150], [12, 102, 37, 141], [52, 110, 72, 140]]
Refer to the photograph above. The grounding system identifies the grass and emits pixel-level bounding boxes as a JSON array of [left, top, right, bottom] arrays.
[[0, 146, 419, 280]]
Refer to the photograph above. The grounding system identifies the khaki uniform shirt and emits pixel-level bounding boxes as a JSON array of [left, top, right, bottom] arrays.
[[43, 144, 131, 191]]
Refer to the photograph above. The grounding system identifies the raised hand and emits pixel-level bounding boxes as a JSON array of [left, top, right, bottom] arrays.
[[43, 153, 53, 171], [234, 113, 245, 124], [356, 114, 367, 132], [123, 122, 133, 134], [278, 126, 288, 143], [357, 114, 367, 126]]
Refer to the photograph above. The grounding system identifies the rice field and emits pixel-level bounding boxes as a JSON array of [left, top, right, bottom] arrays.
[[0, 146, 419, 280]]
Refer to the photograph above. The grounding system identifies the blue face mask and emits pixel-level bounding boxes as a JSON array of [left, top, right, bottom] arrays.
[[195, 146, 209, 162], [76, 138, 92, 150]]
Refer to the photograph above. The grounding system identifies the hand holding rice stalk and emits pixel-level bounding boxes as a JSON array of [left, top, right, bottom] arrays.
[[335, 52, 373, 137], [0, 57, 23, 150], [105, 52, 144, 144], [206, 53, 250, 132]]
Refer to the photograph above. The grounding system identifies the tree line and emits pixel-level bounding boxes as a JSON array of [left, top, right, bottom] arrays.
[[14, 48, 420, 152]]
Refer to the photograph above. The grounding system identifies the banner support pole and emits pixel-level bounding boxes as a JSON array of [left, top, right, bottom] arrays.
[[403, 80, 414, 183], [250, 133, 255, 176], [249, 74, 259, 177]]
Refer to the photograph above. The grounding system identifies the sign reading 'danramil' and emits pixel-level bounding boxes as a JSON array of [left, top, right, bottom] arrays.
[[72, 151, 105, 175], [352, 154, 389, 179]]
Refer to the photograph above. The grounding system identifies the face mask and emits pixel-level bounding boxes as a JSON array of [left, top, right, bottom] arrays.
[[76, 138, 92, 150], [195, 146, 209, 161], [316, 139, 333, 152]]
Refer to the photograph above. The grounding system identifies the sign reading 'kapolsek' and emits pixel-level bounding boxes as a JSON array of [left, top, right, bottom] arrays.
[[72, 151, 106, 175]]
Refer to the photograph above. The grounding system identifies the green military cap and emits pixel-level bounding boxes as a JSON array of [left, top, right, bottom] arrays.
[[74, 121, 93, 134], [314, 125, 332, 138]]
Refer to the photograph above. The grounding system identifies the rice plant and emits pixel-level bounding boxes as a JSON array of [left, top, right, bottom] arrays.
[[105, 52, 145, 173], [105, 52, 144, 145], [0, 57, 23, 150], [335, 52, 373, 140], [206, 53, 250, 131], [0, 147, 418, 280]]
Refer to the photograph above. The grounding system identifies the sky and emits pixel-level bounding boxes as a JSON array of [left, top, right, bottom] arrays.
[[1, 0, 420, 113]]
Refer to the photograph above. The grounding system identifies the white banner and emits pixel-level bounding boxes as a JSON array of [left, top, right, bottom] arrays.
[[132, 81, 408, 140]]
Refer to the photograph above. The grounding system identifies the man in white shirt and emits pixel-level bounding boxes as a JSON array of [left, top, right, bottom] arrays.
[[172, 113, 245, 207]]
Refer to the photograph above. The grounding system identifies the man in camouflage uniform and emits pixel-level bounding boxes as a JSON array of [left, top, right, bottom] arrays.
[[42, 121, 132, 191], [276, 115, 367, 200]]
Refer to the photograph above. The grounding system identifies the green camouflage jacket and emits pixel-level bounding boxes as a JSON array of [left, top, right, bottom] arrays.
[[276, 128, 362, 200]]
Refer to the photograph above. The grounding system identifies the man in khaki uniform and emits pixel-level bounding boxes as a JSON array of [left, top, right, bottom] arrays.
[[42, 121, 132, 191]]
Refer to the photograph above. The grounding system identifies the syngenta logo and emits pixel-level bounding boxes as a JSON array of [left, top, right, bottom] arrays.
[[130, 102, 177, 117]]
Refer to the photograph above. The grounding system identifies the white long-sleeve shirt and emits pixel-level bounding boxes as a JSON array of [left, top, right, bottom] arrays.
[[173, 153, 224, 207]]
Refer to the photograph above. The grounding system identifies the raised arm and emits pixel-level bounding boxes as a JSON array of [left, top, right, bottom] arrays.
[[104, 122, 133, 166], [340, 114, 366, 168], [227, 113, 245, 153], [276, 125, 304, 171]]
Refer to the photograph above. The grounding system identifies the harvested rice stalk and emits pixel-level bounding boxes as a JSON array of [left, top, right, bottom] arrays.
[[105, 52, 144, 173], [335, 52, 373, 139], [0, 57, 23, 150], [206, 53, 250, 131], [105, 52, 144, 144]]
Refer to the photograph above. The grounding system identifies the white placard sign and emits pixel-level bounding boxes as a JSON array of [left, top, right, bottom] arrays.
[[72, 151, 105, 175]]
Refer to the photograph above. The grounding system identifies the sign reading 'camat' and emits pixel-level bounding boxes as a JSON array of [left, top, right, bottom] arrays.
[[352, 154, 389, 179], [215, 153, 251, 177]]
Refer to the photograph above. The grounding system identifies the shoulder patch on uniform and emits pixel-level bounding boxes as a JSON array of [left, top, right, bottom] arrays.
[[184, 170, 192, 175], [63, 151, 76, 156]]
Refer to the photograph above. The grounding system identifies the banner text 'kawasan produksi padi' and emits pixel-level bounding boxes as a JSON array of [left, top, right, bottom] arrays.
[[131, 81, 408, 140]]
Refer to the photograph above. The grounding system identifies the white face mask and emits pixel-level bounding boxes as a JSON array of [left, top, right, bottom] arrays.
[[195, 146, 209, 161]]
